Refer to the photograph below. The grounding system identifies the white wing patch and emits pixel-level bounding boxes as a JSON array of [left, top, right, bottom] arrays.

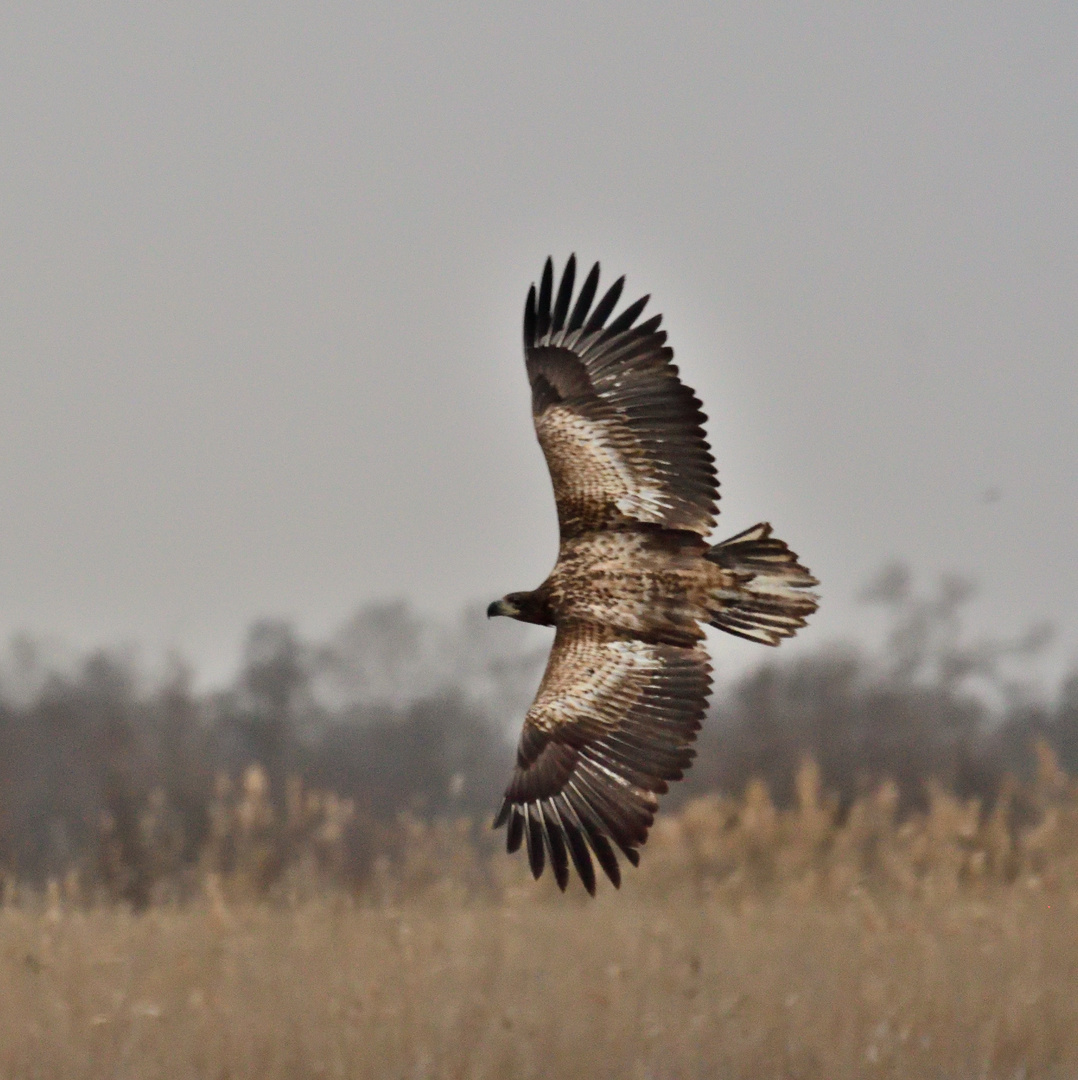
[[536, 405, 674, 528], [526, 635, 665, 736]]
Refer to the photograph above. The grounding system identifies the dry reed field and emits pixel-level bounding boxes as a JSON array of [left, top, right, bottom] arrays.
[[4, 751, 1078, 1080], [3, 888, 1077, 1079]]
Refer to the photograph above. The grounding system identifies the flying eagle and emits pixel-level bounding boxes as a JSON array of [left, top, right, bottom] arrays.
[[488, 256, 818, 894]]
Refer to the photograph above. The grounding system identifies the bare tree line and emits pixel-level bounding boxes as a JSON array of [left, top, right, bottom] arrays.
[[0, 567, 1074, 898]]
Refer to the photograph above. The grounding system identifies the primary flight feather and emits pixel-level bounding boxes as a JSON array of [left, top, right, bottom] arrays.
[[488, 256, 818, 894]]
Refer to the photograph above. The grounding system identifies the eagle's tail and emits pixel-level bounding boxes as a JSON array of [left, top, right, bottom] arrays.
[[704, 523, 818, 645]]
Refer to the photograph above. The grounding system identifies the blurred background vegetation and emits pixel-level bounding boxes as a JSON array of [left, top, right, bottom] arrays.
[[0, 564, 1075, 907]]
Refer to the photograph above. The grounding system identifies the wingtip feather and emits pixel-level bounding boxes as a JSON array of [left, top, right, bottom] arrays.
[[551, 255, 576, 333], [567, 261, 601, 332], [585, 275, 625, 332], [523, 284, 537, 349], [525, 804, 546, 880], [536, 258, 554, 340]]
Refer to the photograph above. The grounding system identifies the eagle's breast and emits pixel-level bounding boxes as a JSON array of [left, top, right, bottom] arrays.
[[544, 530, 718, 646]]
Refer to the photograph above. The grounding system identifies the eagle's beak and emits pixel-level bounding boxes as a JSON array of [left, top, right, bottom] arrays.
[[487, 599, 515, 619], [486, 600, 501, 619]]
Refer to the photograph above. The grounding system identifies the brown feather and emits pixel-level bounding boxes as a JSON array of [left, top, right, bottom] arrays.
[[524, 258, 718, 540], [497, 622, 710, 891], [492, 258, 819, 894]]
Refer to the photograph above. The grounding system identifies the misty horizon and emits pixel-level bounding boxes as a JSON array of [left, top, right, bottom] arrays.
[[2, 6, 1075, 689]]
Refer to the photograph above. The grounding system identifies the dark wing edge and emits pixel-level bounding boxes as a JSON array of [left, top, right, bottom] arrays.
[[493, 625, 712, 894], [523, 255, 719, 538]]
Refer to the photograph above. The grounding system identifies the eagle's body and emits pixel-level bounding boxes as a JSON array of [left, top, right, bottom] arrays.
[[516, 528, 728, 646], [488, 257, 818, 894]]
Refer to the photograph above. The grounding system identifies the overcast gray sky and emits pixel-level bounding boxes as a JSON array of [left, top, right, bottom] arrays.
[[1, 3, 1075, 688]]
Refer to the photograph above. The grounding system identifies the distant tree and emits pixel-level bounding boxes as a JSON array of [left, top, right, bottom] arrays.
[[308, 692, 511, 820], [1056, 674, 1078, 774], [0, 577, 1069, 891], [236, 619, 309, 810], [690, 565, 1058, 812]]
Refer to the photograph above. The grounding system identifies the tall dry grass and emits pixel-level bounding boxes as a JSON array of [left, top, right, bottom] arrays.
[[29, 740, 1078, 910], [3, 747, 1078, 1077], [3, 876, 1077, 1077]]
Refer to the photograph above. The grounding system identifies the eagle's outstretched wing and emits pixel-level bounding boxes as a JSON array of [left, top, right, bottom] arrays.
[[493, 622, 711, 894], [524, 255, 719, 540]]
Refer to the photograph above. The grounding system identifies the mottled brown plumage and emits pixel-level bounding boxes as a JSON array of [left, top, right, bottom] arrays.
[[489, 256, 819, 894]]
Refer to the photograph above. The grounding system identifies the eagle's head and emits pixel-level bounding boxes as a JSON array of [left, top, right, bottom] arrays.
[[486, 590, 553, 626], [486, 596, 519, 619]]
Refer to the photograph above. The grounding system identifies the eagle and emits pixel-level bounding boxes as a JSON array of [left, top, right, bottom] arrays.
[[487, 256, 818, 894]]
